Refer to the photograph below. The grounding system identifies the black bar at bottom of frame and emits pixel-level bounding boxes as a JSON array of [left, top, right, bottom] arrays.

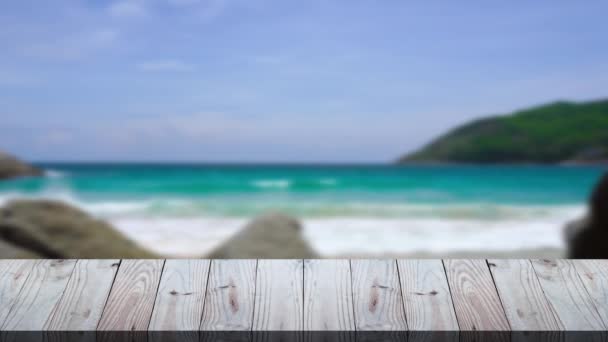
[[0, 331, 605, 342]]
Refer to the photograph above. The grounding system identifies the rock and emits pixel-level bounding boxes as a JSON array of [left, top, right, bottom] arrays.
[[566, 173, 608, 258], [0, 239, 41, 258], [0, 199, 159, 258], [208, 212, 318, 258], [0, 151, 43, 180]]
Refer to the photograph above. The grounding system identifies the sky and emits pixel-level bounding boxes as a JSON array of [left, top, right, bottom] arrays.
[[1, 0, 608, 162]]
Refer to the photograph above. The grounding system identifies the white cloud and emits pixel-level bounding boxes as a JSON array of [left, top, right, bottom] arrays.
[[108, 0, 146, 18], [136, 60, 195, 72]]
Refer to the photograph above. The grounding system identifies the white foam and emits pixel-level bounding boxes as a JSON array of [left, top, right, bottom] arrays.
[[251, 179, 291, 189], [302, 216, 573, 256], [44, 169, 67, 178], [319, 178, 338, 186], [104, 206, 583, 257], [0, 189, 585, 257], [110, 217, 246, 257]]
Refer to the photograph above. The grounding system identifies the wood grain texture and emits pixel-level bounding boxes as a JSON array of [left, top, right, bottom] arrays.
[[443, 259, 510, 331], [0, 260, 35, 328], [1, 259, 76, 330], [200, 260, 257, 331], [351, 260, 406, 331], [531, 259, 605, 330], [572, 260, 608, 328], [253, 259, 303, 331], [97, 259, 164, 331], [303, 259, 354, 331], [488, 259, 562, 331], [148, 259, 211, 331], [397, 260, 459, 331], [3, 258, 608, 333], [45, 259, 120, 331]]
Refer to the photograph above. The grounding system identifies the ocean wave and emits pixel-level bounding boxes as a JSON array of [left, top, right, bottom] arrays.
[[249, 178, 341, 190], [44, 169, 67, 178], [251, 179, 291, 189], [319, 178, 338, 186], [302, 217, 568, 256], [0, 190, 581, 257], [0, 189, 585, 221]]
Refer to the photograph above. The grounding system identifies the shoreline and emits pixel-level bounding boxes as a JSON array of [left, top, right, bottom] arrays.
[[109, 216, 571, 259]]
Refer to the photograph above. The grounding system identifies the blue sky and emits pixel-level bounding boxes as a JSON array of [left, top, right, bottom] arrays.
[[1, 0, 607, 162]]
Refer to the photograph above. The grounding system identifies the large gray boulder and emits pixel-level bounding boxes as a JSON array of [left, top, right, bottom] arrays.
[[566, 173, 608, 258], [0, 151, 43, 180], [208, 212, 318, 258], [0, 199, 159, 259]]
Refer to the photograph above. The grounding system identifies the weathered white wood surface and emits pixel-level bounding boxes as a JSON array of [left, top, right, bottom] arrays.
[[253, 259, 304, 331], [0, 260, 36, 327], [531, 259, 606, 330], [571, 259, 608, 329], [303, 259, 355, 331], [97, 259, 164, 331], [351, 259, 407, 330], [443, 259, 510, 331], [397, 259, 459, 331], [1, 259, 76, 330], [45, 259, 120, 330], [200, 259, 257, 330], [149, 259, 211, 331], [488, 259, 562, 331], [0, 259, 607, 332]]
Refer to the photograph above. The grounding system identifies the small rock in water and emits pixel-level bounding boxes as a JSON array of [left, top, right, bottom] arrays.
[[0, 151, 43, 180]]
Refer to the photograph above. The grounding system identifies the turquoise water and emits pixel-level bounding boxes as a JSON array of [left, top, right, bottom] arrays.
[[0, 164, 604, 216], [1, 164, 605, 255]]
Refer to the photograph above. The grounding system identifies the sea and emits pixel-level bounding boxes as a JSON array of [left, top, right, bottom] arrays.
[[0, 163, 605, 257]]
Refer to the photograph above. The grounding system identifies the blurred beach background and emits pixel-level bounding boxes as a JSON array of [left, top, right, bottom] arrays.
[[1, 1, 608, 258], [0, 163, 603, 257]]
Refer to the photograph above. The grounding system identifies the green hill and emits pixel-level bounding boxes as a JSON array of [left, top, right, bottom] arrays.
[[399, 99, 608, 164]]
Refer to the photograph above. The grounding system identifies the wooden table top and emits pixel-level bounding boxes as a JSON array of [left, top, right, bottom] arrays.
[[0, 259, 607, 332]]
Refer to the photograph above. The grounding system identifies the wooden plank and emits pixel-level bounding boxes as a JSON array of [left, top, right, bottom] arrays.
[[44, 259, 120, 330], [351, 260, 406, 331], [532, 259, 607, 331], [1, 259, 76, 330], [97, 259, 164, 331], [0, 260, 36, 328], [531, 259, 606, 330], [148, 259, 211, 331], [488, 259, 562, 331], [572, 259, 608, 328], [200, 259, 257, 331], [397, 260, 459, 331], [443, 259, 510, 331], [253, 259, 303, 331], [303, 259, 354, 331]]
